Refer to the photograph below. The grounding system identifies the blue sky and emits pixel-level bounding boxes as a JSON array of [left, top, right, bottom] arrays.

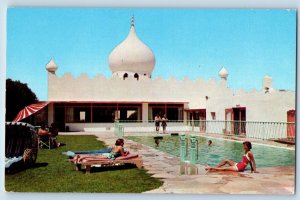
[[7, 8, 296, 101]]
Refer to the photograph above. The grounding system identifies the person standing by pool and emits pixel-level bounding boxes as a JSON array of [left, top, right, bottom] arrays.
[[205, 141, 258, 173], [161, 114, 168, 134], [154, 114, 161, 133]]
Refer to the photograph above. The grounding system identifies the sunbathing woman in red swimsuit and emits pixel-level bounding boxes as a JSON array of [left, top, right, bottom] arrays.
[[205, 141, 258, 173]]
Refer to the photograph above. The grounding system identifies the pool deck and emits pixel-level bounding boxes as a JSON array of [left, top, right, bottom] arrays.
[[63, 132, 295, 194]]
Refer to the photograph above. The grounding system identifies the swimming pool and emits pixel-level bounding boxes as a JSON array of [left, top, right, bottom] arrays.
[[127, 135, 295, 168]]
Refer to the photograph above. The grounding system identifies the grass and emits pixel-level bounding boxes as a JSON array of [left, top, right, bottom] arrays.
[[5, 135, 163, 193]]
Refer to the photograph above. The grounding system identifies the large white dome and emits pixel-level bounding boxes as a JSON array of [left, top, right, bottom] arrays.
[[108, 17, 155, 78]]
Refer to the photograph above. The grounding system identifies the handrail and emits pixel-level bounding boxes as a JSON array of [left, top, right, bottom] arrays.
[[196, 138, 199, 160], [185, 137, 188, 157], [113, 120, 295, 140], [110, 119, 295, 124]]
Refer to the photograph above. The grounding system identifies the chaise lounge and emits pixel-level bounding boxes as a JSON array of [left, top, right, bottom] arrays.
[[63, 147, 112, 158], [71, 154, 143, 174]]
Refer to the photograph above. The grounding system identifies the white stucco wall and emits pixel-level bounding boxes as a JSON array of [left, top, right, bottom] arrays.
[[233, 90, 295, 122], [48, 72, 295, 123]]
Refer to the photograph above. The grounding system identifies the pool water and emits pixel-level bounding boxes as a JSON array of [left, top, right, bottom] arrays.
[[127, 135, 295, 169]]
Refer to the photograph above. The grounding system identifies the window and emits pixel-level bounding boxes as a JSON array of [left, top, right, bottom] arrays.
[[119, 107, 140, 121], [66, 106, 91, 123], [148, 103, 184, 121], [127, 110, 137, 120], [92, 107, 117, 122], [80, 111, 86, 122]]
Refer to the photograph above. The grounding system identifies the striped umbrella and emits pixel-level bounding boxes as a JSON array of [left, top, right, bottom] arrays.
[[13, 102, 50, 122]]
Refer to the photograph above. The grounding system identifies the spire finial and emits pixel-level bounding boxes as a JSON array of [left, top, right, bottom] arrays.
[[131, 15, 134, 27]]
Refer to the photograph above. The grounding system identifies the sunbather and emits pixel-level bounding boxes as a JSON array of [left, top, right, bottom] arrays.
[[73, 138, 129, 163], [64, 147, 112, 158], [205, 141, 258, 173]]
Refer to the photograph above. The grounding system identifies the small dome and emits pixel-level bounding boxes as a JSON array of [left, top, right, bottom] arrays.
[[264, 75, 272, 80], [46, 59, 58, 73], [218, 67, 228, 79], [108, 16, 155, 78]]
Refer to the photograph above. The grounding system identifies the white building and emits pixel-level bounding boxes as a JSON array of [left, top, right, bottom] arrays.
[[45, 16, 295, 135]]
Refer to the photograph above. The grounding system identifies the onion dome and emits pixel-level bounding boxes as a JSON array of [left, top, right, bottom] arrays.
[[108, 16, 155, 78], [46, 59, 58, 73], [218, 67, 229, 80]]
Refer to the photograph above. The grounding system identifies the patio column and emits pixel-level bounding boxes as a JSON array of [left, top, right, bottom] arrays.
[[48, 103, 54, 125], [183, 103, 189, 124], [142, 103, 148, 123]]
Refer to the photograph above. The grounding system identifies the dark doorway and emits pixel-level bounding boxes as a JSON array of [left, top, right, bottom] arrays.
[[232, 107, 246, 135], [54, 104, 65, 131], [287, 110, 295, 140]]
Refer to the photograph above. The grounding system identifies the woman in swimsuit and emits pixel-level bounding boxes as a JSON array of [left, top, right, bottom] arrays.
[[105, 138, 129, 159], [205, 141, 258, 173], [73, 138, 129, 163]]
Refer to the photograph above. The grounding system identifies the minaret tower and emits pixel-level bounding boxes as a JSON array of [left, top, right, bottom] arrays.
[[45, 58, 58, 125], [263, 75, 274, 93]]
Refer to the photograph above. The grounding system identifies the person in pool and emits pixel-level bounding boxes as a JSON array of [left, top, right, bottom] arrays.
[[73, 138, 129, 162], [205, 141, 258, 173], [208, 140, 212, 146]]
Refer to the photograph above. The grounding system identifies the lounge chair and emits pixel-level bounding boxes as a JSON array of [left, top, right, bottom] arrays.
[[63, 147, 112, 158], [38, 135, 51, 149], [71, 154, 143, 174]]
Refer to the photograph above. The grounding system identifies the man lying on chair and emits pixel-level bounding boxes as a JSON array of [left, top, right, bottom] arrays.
[[73, 138, 129, 163]]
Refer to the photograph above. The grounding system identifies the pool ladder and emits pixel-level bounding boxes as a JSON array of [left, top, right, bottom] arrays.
[[180, 134, 199, 164]]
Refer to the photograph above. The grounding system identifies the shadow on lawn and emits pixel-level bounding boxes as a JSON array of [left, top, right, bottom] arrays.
[[30, 162, 49, 169], [83, 164, 138, 174], [6, 162, 49, 175]]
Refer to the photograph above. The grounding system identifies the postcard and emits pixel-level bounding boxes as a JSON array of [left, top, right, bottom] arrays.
[[5, 8, 296, 195]]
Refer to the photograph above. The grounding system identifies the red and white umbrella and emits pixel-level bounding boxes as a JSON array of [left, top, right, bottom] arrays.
[[13, 102, 50, 122]]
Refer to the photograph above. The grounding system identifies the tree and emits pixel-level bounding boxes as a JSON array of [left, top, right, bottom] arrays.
[[6, 79, 38, 121]]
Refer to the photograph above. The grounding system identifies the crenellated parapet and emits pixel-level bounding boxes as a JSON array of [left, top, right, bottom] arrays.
[[48, 70, 232, 103]]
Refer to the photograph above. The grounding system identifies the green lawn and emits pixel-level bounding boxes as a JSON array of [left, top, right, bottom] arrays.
[[5, 135, 163, 193]]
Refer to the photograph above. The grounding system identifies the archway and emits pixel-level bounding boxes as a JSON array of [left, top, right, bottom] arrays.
[[123, 73, 128, 80], [134, 73, 139, 80]]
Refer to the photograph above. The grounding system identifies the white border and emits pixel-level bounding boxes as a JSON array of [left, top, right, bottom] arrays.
[[0, 1, 298, 200]]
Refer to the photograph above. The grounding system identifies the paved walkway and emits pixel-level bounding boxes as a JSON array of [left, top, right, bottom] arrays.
[[63, 132, 295, 194]]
